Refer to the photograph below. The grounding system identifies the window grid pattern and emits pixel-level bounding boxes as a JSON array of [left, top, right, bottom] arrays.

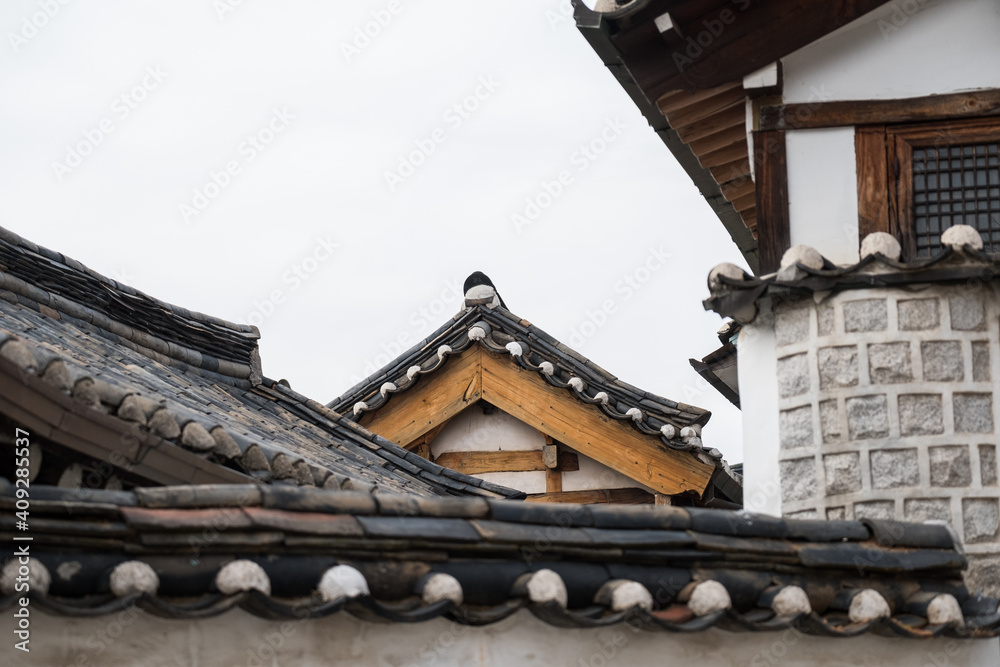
[[912, 142, 1000, 256]]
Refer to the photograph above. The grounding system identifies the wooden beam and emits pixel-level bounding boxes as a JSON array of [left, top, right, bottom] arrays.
[[545, 468, 562, 493], [358, 347, 481, 447], [855, 125, 890, 241], [479, 353, 714, 496], [404, 419, 450, 452], [759, 89, 1000, 132], [753, 129, 789, 273], [432, 449, 579, 475], [525, 488, 654, 505]]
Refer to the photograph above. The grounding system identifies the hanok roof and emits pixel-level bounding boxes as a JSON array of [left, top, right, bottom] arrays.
[[575, 0, 894, 273], [0, 226, 519, 499], [5, 478, 999, 638], [327, 277, 738, 500], [689, 321, 740, 408], [704, 230, 1000, 324]]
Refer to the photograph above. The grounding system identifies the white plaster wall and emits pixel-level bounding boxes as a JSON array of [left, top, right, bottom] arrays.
[[786, 127, 860, 265], [432, 408, 543, 454], [782, 0, 1000, 104], [430, 407, 655, 497], [738, 303, 782, 516], [562, 451, 654, 493], [10, 608, 999, 667], [477, 470, 547, 494]]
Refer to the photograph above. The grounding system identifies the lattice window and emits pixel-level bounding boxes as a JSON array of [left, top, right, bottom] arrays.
[[912, 141, 1000, 256]]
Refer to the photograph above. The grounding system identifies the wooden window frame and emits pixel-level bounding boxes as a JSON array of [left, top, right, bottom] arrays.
[[857, 117, 1000, 260]]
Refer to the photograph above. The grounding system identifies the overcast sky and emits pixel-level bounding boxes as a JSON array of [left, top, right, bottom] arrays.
[[0, 0, 750, 463]]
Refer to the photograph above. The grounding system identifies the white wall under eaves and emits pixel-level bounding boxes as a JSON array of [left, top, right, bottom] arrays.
[[781, 0, 1000, 104]]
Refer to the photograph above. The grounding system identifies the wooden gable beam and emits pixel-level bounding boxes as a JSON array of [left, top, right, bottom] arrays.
[[478, 352, 714, 496], [357, 346, 482, 448]]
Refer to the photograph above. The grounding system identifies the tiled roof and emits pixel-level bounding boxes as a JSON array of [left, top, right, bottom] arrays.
[[0, 226, 519, 499], [3, 479, 998, 638], [703, 230, 1000, 323], [329, 283, 729, 467]]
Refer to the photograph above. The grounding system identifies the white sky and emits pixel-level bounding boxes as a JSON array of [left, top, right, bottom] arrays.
[[0, 0, 750, 463]]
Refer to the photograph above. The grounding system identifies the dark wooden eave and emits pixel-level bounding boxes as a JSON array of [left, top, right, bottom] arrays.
[[606, 0, 894, 99]]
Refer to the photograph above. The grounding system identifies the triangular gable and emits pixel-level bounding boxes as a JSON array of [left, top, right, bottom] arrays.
[[329, 276, 734, 500]]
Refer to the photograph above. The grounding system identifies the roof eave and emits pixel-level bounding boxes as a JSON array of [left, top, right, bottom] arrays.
[[574, 3, 760, 273]]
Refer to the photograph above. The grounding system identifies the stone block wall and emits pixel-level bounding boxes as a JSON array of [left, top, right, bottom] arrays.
[[772, 283, 1000, 594]]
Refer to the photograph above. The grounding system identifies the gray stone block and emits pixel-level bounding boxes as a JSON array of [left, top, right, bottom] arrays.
[[921, 341, 964, 382], [786, 509, 819, 519], [954, 393, 994, 434], [868, 342, 913, 384], [819, 399, 841, 444], [981, 445, 998, 487], [775, 304, 810, 347], [870, 448, 920, 489], [846, 395, 890, 440], [817, 303, 835, 337], [779, 405, 814, 450], [818, 345, 858, 389], [777, 353, 810, 398], [949, 294, 986, 331], [898, 394, 944, 436], [962, 498, 999, 544], [973, 341, 991, 382], [780, 458, 817, 504], [826, 506, 845, 520], [966, 554, 1000, 598], [929, 445, 972, 487], [844, 299, 888, 333], [824, 452, 862, 496], [897, 298, 940, 331], [903, 498, 951, 523], [854, 500, 895, 520]]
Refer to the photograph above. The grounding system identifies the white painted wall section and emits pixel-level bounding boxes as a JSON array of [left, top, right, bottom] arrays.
[[432, 407, 544, 454], [562, 451, 653, 492], [786, 127, 860, 264], [782, 0, 1000, 104], [738, 305, 782, 516]]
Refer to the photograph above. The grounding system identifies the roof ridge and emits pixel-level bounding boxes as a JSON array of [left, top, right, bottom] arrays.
[[0, 225, 260, 381]]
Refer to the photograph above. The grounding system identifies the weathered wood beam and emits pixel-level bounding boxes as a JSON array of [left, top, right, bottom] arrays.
[[432, 449, 579, 475], [480, 352, 714, 496], [855, 125, 890, 242], [525, 487, 654, 505], [760, 89, 1000, 131], [358, 347, 481, 448], [753, 129, 789, 273]]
